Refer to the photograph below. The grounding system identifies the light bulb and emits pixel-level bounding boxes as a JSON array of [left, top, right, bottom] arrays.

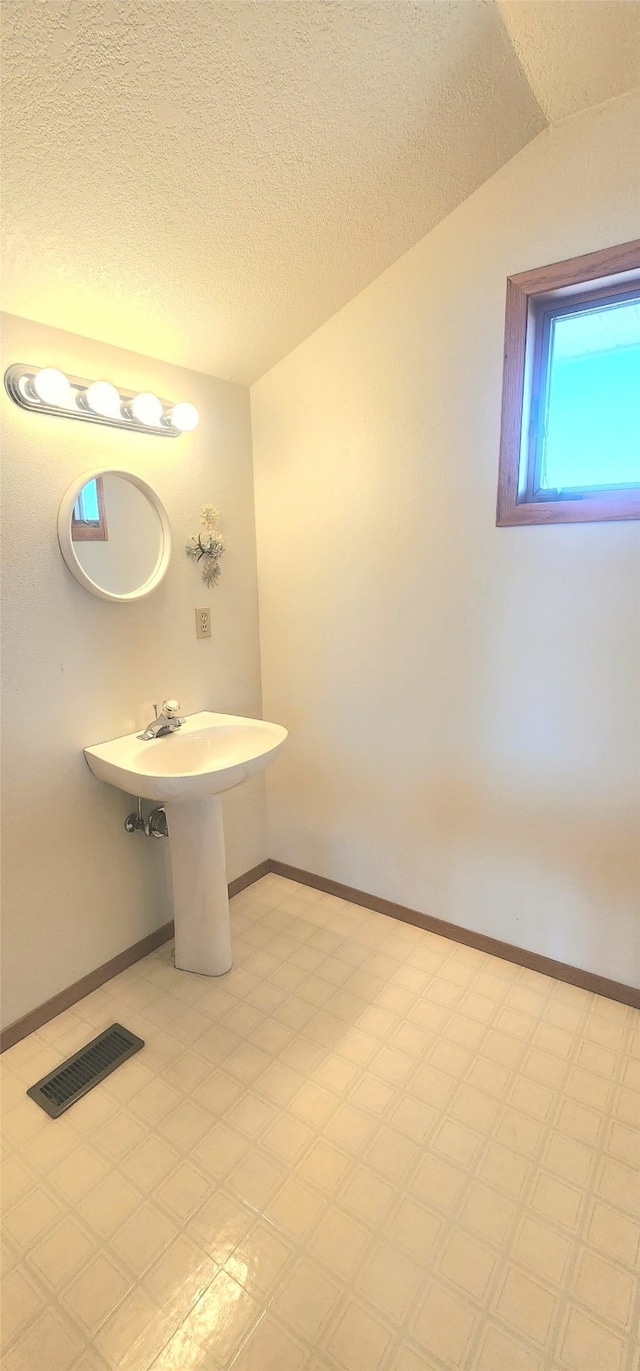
[[83, 380, 121, 419], [169, 401, 199, 432], [31, 367, 72, 407], [130, 391, 163, 426]]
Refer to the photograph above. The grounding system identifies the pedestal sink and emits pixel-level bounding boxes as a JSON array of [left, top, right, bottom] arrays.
[[84, 712, 287, 975]]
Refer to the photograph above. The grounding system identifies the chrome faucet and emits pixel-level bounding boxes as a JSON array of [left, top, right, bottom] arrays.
[[139, 699, 185, 741]]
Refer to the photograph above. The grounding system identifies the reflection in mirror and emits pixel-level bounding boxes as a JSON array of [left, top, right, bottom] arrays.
[[71, 473, 164, 596], [72, 476, 108, 541]]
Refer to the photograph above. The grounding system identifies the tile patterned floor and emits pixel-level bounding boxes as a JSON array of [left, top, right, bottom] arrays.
[[1, 873, 638, 1370]]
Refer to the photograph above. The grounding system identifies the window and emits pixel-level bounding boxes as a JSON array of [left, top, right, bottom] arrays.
[[71, 476, 108, 541], [496, 240, 640, 526]]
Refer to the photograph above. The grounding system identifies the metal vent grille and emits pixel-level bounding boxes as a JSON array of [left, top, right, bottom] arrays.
[[27, 1023, 144, 1118]]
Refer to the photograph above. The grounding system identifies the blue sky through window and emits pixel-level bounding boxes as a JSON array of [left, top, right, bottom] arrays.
[[74, 479, 100, 522], [540, 297, 640, 491]]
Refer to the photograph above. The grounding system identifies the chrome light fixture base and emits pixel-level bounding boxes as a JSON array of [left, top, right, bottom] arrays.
[[4, 363, 187, 438]]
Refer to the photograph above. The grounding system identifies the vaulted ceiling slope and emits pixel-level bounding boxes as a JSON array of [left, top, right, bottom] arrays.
[[2, 1, 638, 384], [497, 0, 640, 125]]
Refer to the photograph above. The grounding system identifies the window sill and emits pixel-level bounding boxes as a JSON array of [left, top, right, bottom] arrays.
[[497, 491, 640, 526]]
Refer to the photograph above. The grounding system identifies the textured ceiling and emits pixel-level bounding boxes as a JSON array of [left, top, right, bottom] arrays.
[[498, 0, 640, 125], [1, 1, 638, 384]]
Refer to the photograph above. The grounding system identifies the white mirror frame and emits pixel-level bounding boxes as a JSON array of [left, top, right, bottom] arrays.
[[58, 467, 172, 602]]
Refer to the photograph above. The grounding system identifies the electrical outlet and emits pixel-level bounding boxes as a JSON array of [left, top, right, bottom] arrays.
[[195, 607, 211, 639]]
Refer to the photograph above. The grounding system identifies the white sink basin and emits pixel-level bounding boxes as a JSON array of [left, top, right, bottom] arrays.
[[84, 710, 287, 803], [84, 711, 287, 977]]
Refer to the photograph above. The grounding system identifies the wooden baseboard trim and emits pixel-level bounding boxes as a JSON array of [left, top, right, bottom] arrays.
[[0, 860, 271, 1053], [269, 860, 640, 1010], [0, 922, 175, 1053], [3, 855, 637, 1052], [228, 859, 271, 898]]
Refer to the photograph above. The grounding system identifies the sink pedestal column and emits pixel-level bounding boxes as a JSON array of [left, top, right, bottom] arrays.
[[164, 796, 232, 975]]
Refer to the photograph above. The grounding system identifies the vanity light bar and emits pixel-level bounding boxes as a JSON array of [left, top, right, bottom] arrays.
[[4, 364, 199, 437]]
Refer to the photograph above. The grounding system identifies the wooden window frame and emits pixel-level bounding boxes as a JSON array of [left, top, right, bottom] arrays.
[[496, 239, 640, 527], [71, 475, 109, 542]]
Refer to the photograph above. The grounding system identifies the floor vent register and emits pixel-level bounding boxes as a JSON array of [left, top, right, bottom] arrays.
[[27, 1023, 144, 1118]]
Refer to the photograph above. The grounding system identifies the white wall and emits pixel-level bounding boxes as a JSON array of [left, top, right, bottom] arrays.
[[1, 314, 265, 1028], [251, 90, 640, 988]]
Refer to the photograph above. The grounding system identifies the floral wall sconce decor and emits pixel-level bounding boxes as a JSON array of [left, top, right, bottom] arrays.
[[186, 504, 226, 587]]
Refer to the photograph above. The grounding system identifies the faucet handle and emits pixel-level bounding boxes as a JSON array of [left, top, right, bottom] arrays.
[[162, 699, 182, 718]]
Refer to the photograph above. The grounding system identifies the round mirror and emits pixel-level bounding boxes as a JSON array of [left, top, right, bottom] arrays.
[[58, 468, 171, 601]]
